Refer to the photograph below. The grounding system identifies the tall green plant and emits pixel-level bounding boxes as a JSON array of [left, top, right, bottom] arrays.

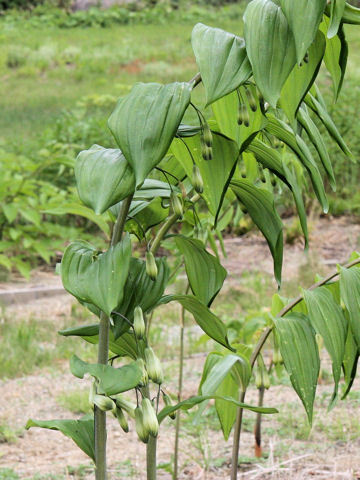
[[26, 2, 360, 480]]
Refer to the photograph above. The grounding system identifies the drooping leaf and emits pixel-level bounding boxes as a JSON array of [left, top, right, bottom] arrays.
[[157, 394, 277, 424], [108, 82, 192, 187], [297, 106, 336, 191], [305, 92, 352, 157], [175, 236, 227, 306], [59, 325, 138, 360], [26, 416, 95, 461], [171, 132, 239, 218], [342, 325, 359, 399], [191, 23, 252, 105], [70, 355, 142, 396], [212, 87, 267, 151], [328, 0, 346, 38], [215, 373, 239, 441], [75, 145, 135, 215], [280, 30, 326, 124], [61, 235, 131, 317], [340, 266, 360, 348], [279, 0, 326, 63], [320, 18, 348, 101], [274, 313, 320, 424], [230, 179, 283, 286], [133, 179, 175, 200], [265, 115, 329, 213], [159, 294, 234, 351], [243, 0, 297, 106], [303, 287, 347, 407]]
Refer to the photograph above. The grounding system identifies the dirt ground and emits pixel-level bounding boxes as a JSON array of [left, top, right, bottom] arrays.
[[1, 216, 360, 480]]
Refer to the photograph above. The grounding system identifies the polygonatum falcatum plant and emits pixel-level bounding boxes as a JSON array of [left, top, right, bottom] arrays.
[[26, 2, 360, 479]]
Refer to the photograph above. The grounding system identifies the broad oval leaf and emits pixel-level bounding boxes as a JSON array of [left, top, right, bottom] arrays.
[[280, 30, 326, 124], [340, 265, 360, 348], [26, 415, 95, 461], [171, 132, 239, 219], [328, 0, 346, 38], [61, 235, 131, 317], [279, 0, 326, 63], [274, 312, 320, 424], [192, 23, 252, 105], [201, 353, 251, 394], [303, 287, 347, 407], [175, 236, 227, 306], [159, 294, 234, 351], [75, 145, 135, 215], [341, 1, 360, 24], [243, 0, 297, 106], [108, 82, 192, 187], [70, 355, 142, 395], [230, 179, 283, 286], [342, 326, 359, 399]]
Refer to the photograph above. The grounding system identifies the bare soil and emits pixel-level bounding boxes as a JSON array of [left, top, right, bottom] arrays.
[[1, 216, 360, 480]]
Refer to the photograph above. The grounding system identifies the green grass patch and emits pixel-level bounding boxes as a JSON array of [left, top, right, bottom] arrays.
[[56, 389, 91, 415]]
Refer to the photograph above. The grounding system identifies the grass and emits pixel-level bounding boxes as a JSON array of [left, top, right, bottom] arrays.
[[0, 8, 245, 144], [56, 389, 92, 414]]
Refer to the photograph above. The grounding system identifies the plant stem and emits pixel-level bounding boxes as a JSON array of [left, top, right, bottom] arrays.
[[230, 390, 245, 480], [173, 301, 186, 480], [95, 194, 133, 480], [111, 194, 134, 247], [254, 387, 265, 458], [95, 312, 110, 480], [147, 435, 157, 480]]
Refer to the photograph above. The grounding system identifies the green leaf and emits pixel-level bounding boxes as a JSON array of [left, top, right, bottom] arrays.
[[43, 203, 110, 236], [191, 23, 251, 105], [26, 416, 95, 461], [305, 92, 352, 157], [297, 106, 336, 191], [171, 132, 239, 218], [342, 326, 359, 399], [59, 325, 138, 360], [215, 372, 239, 440], [75, 145, 135, 215], [108, 82, 192, 187], [340, 266, 360, 348], [328, 0, 346, 38], [70, 355, 142, 395], [265, 115, 329, 213], [303, 287, 347, 407], [243, 0, 297, 107], [280, 30, 326, 124], [159, 294, 234, 351], [113, 256, 169, 338], [157, 394, 277, 424], [125, 198, 168, 241], [320, 18, 348, 101], [133, 179, 175, 200], [175, 236, 227, 306], [279, 0, 326, 63], [212, 88, 267, 151], [201, 353, 251, 394], [3, 204, 18, 223], [61, 235, 131, 317], [230, 179, 283, 286], [341, 2, 360, 24], [21, 208, 41, 226], [274, 313, 320, 424]]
